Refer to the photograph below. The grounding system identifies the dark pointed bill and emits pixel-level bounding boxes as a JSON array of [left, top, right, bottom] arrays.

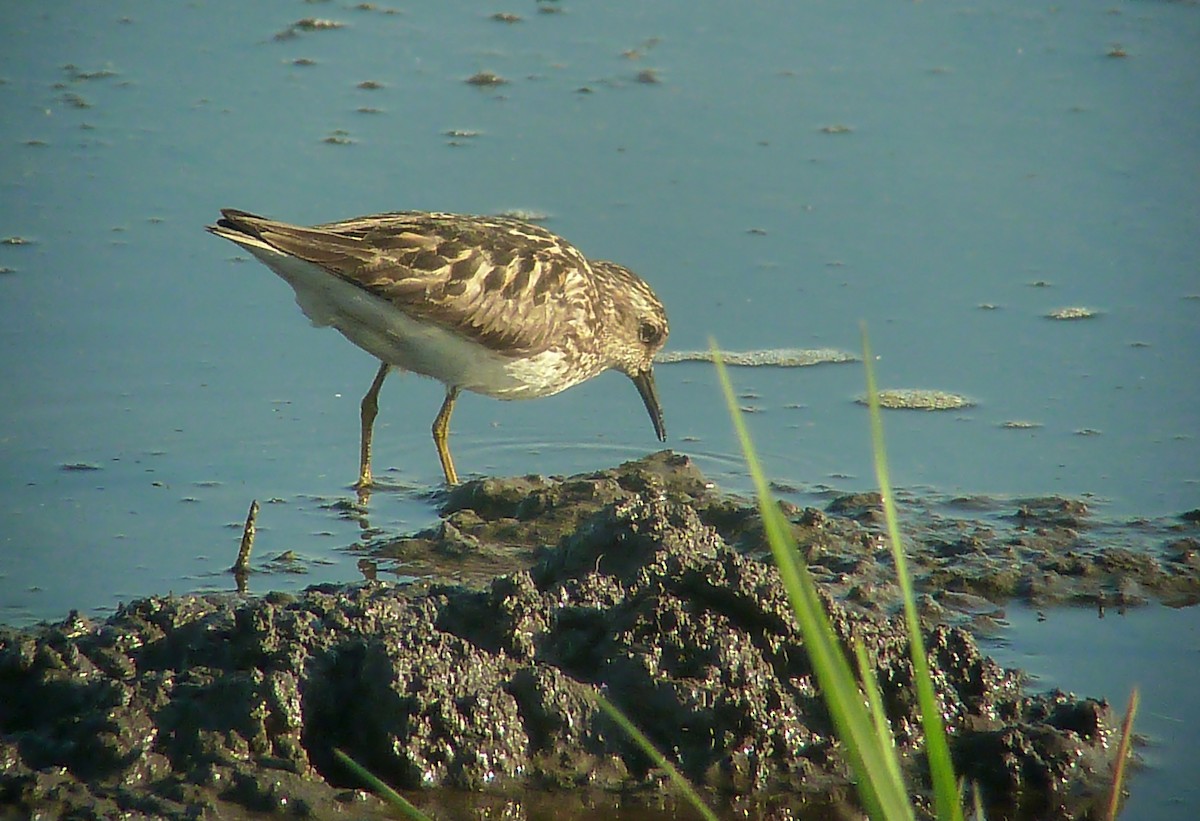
[[631, 368, 666, 442]]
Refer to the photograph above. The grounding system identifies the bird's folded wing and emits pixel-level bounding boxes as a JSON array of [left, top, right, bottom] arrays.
[[227, 211, 597, 354]]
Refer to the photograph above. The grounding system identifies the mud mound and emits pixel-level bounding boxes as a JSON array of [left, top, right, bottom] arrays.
[[0, 454, 1137, 818]]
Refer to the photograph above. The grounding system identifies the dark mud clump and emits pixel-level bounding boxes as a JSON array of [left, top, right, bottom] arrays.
[[379, 451, 1200, 613], [1, 452, 1175, 819]]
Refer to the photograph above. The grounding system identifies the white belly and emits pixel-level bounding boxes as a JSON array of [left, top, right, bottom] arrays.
[[244, 246, 578, 399]]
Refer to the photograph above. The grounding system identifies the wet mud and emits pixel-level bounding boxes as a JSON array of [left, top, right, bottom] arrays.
[[3, 452, 1196, 819]]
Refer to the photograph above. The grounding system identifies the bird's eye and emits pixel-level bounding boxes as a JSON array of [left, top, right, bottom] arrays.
[[639, 322, 661, 345]]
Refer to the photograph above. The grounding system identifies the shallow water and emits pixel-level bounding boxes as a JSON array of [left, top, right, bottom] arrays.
[[984, 603, 1200, 820], [1, 0, 1197, 815]]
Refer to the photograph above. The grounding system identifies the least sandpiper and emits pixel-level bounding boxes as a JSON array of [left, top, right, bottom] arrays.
[[207, 209, 669, 487]]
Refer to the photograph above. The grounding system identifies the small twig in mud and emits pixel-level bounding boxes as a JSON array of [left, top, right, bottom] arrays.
[[232, 500, 259, 576]]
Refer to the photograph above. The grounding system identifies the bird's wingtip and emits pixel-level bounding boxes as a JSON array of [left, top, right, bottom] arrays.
[[208, 208, 268, 238]]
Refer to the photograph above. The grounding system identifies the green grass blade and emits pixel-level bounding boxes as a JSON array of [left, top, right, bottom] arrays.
[[594, 691, 721, 821], [970, 780, 985, 820], [860, 324, 962, 821], [855, 639, 906, 790], [1104, 686, 1140, 821], [333, 748, 432, 820], [713, 340, 914, 821]]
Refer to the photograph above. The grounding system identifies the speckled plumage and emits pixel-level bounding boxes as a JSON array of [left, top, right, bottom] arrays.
[[207, 208, 669, 487]]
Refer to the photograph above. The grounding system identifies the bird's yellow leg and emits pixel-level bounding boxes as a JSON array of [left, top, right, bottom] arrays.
[[432, 387, 460, 486], [356, 362, 390, 489]]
